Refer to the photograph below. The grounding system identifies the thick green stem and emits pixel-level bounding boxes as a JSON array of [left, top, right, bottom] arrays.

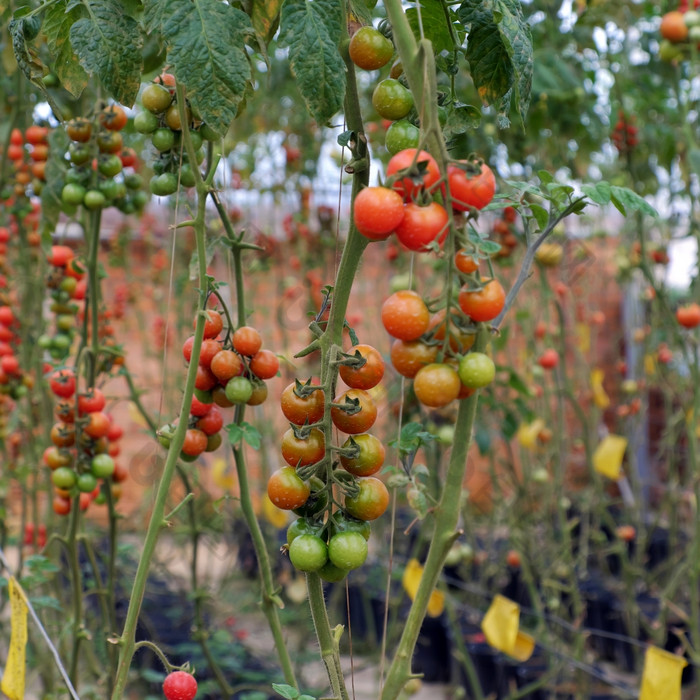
[[66, 499, 84, 686], [110, 86, 210, 699]]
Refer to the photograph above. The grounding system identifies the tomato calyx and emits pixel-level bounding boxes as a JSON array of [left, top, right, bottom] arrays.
[[332, 469, 361, 498], [330, 394, 363, 416], [336, 348, 368, 371], [332, 436, 361, 461], [386, 157, 440, 197], [292, 377, 324, 400]]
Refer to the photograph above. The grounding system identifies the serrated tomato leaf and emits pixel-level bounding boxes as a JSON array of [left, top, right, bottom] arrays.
[[43, 0, 88, 98], [70, 0, 142, 105], [279, 0, 346, 125]]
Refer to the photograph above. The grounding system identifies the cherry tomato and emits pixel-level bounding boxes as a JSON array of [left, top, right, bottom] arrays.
[[455, 248, 479, 274], [281, 427, 325, 467], [349, 26, 394, 70], [287, 518, 322, 545], [195, 365, 217, 391], [386, 149, 440, 200], [381, 290, 430, 341], [413, 363, 461, 407], [344, 477, 389, 521], [163, 671, 198, 700], [198, 339, 221, 368], [267, 466, 310, 510], [77, 388, 106, 415], [395, 201, 448, 252], [339, 344, 384, 390], [197, 310, 224, 339], [328, 531, 368, 570], [189, 394, 213, 417], [50, 369, 76, 398], [331, 388, 377, 434], [353, 187, 405, 240], [458, 352, 496, 389], [390, 339, 438, 378], [232, 326, 262, 356], [99, 105, 128, 131], [182, 428, 208, 457], [249, 349, 279, 379], [385, 119, 420, 155], [538, 348, 559, 370], [372, 78, 414, 121], [142, 83, 173, 114], [458, 278, 506, 323], [281, 382, 325, 425], [84, 411, 111, 439], [210, 349, 243, 382], [447, 161, 496, 211], [197, 406, 223, 435], [339, 433, 385, 477], [677, 303, 700, 328], [53, 495, 72, 516], [247, 381, 269, 406], [225, 376, 253, 404], [428, 309, 475, 353], [288, 534, 328, 572], [91, 454, 116, 478], [66, 118, 92, 142]]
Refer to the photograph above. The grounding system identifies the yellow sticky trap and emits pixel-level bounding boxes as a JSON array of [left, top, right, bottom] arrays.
[[516, 419, 545, 450], [590, 369, 610, 409], [262, 494, 288, 529], [402, 559, 444, 617], [576, 323, 591, 355], [644, 353, 656, 376], [2, 577, 28, 700], [211, 458, 235, 491], [593, 434, 627, 480], [481, 594, 534, 661], [639, 646, 687, 700]]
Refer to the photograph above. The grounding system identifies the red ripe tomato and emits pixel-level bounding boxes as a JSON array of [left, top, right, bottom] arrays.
[[50, 369, 76, 398], [390, 340, 438, 378], [10, 128, 23, 146], [210, 349, 243, 382], [0, 306, 14, 326], [196, 310, 224, 339], [395, 202, 448, 252], [281, 427, 325, 467], [676, 303, 700, 329], [48, 245, 74, 267], [107, 422, 123, 442], [0, 326, 11, 342], [447, 161, 496, 211], [189, 395, 213, 417], [538, 348, 559, 370], [331, 388, 377, 434], [51, 422, 75, 448], [53, 495, 72, 516], [182, 428, 208, 457], [232, 326, 262, 356], [0, 228, 9, 244], [195, 365, 217, 391], [386, 149, 440, 201], [339, 344, 385, 390], [84, 411, 111, 439], [413, 363, 461, 407], [339, 433, 385, 477], [198, 339, 221, 368], [0, 355, 19, 375], [353, 187, 405, 240], [163, 671, 198, 700], [25, 125, 48, 145], [267, 466, 310, 510], [77, 388, 106, 414], [281, 382, 325, 425], [381, 290, 430, 340], [344, 476, 389, 521], [119, 147, 138, 168], [455, 248, 479, 274], [249, 349, 279, 379], [458, 278, 506, 323], [197, 406, 223, 435]]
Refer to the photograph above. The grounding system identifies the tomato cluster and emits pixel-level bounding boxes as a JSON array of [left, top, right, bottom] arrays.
[[269, 345, 389, 580], [611, 111, 639, 154], [135, 74, 218, 196], [6, 125, 50, 198], [60, 105, 147, 215], [45, 368, 127, 516], [38, 245, 86, 361], [160, 314, 279, 461]]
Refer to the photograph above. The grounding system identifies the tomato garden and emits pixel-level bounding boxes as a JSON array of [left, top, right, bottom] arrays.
[[0, 0, 699, 698]]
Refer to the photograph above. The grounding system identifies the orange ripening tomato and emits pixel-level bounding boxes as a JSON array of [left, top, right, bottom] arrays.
[[381, 290, 430, 340], [676, 303, 700, 329], [458, 278, 506, 323]]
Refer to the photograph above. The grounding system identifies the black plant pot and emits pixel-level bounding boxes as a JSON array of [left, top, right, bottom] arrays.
[[413, 614, 452, 683]]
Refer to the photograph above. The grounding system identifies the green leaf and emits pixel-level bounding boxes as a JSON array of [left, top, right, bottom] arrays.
[[349, 0, 373, 25], [227, 423, 243, 447], [154, 0, 254, 136], [506, 369, 531, 396], [279, 0, 346, 125], [407, 3, 454, 55], [501, 410, 518, 440], [240, 422, 262, 450], [581, 181, 611, 206], [29, 595, 63, 612], [528, 203, 548, 232], [458, 0, 532, 127], [189, 233, 219, 281], [43, 1, 88, 98], [70, 0, 142, 104], [477, 239, 501, 256], [250, 0, 281, 45], [41, 128, 70, 235], [537, 170, 554, 185], [9, 11, 47, 85], [473, 424, 491, 455], [272, 683, 299, 700], [337, 129, 353, 147], [609, 186, 657, 218], [444, 102, 481, 137]]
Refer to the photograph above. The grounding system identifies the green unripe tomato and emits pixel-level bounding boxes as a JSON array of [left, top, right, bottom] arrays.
[[292, 476, 328, 518], [318, 560, 348, 582], [134, 110, 159, 134], [200, 123, 219, 141], [458, 352, 496, 389], [91, 454, 115, 479], [385, 120, 420, 155], [52, 467, 76, 490], [372, 78, 414, 121], [225, 376, 253, 404], [77, 472, 98, 493], [189, 130, 204, 151], [151, 128, 176, 152], [328, 531, 368, 570], [124, 173, 144, 190], [99, 178, 121, 200], [288, 534, 328, 572], [142, 83, 173, 114], [69, 143, 91, 165], [150, 173, 178, 196], [65, 168, 88, 185], [287, 517, 321, 545], [179, 163, 197, 188], [132, 190, 150, 210], [61, 183, 86, 206], [685, 10, 700, 27], [83, 190, 106, 210], [98, 154, 123, 177]]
